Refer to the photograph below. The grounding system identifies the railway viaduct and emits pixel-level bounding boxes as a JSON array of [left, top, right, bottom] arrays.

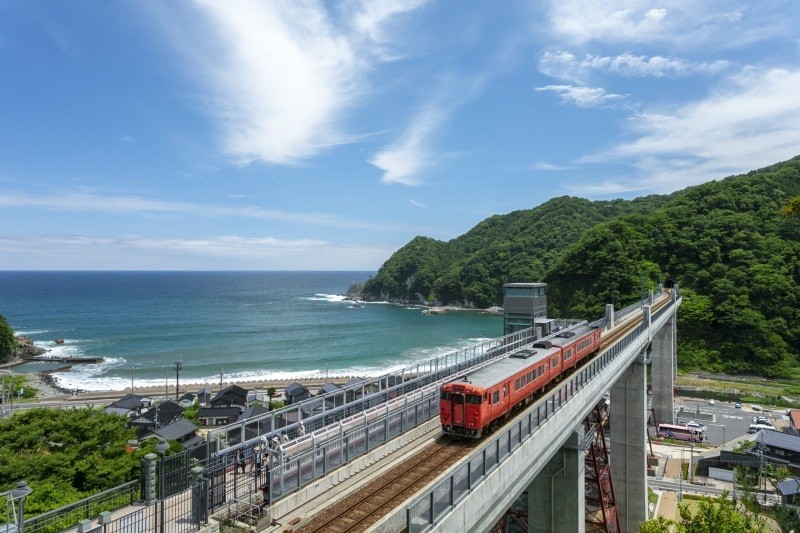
[[388, 289, 680, 533]]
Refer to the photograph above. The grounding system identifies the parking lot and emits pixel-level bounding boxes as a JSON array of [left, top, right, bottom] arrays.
[[672, 397, 789, 446]]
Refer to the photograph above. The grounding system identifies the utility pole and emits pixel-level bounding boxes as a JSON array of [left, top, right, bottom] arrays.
[[173, 361, 182, 400], [219, 366, 223, 390]]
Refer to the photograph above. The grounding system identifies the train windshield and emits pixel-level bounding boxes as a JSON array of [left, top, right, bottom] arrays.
[[466, 394, 482, 404], [454, 394, 464, 404], [440, 391, 452, 400]]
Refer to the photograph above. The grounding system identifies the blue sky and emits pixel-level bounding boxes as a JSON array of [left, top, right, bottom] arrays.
[[2, 1, 799, 270]]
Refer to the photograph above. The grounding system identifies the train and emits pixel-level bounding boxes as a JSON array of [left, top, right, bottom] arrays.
[[439, 323, 602, 438]]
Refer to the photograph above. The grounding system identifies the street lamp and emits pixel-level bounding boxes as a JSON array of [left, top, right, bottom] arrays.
[[11, 481, 32, 533], [173, 361, 182, 400]]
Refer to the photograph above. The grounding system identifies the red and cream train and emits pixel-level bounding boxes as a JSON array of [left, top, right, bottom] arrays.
[[439, 323, 601, 438]]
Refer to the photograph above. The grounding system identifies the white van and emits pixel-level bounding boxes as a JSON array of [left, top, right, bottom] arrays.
[[748, 423, 776, 434]]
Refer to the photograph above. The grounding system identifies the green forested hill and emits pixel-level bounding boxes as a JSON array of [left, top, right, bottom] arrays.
[[362, 194, 671, 307], [363, 156, 800, 377]]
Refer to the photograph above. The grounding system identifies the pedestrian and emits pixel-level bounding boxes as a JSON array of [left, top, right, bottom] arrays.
[[236, 448, 245, 474], [280, 430, 289, 444], [254, 445, 263, 477], [298, 422, 306, 437], [271, 435, 280, 449]]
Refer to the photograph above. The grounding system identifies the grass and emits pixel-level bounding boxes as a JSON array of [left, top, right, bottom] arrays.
[[675, 372, 800, 409]]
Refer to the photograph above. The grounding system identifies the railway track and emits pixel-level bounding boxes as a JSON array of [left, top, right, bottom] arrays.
[[297, 437, 475, 533]]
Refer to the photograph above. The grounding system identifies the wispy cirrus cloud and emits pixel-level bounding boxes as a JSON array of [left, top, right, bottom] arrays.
[[408, 199, 426, 208], [545, 1, 796, 49], [369, 104, 446, 186], [163, 0, 427, 167], [535, 85, 625, 108], [539, 51, 729, 83], [0, 190, 392, 230]]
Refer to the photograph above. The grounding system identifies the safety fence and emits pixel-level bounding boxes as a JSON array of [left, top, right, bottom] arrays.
[[405, 294, 679, 531], [24, 481, 140, 533]]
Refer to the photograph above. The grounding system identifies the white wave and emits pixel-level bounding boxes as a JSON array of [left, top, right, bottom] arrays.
[[14, 330, 50, 336], [300, 293, 347, 302]]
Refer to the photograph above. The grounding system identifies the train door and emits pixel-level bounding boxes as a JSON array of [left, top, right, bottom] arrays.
[[451, 392, 466, 427]]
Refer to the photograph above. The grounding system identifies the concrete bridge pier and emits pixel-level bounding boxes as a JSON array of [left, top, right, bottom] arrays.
[[650, 312, 676, 426], [610, 351, 648, 533], [527, 427, 585, 533]]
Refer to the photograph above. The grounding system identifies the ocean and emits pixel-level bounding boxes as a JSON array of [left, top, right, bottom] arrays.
[[0, 271, 502, 391]]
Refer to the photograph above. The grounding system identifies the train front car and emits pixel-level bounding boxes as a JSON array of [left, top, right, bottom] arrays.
[[440, 381, 487, 438]]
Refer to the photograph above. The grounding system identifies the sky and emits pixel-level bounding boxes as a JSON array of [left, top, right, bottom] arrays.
[[1, 1, 799, 271]]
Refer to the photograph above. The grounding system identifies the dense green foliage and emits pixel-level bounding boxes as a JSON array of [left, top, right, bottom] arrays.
[[0, 408, 174, 515], [362, 195, 670, 307], [364, 156, 800, 377], [0, 314, 16, 363], [2, 375, 37, 400]]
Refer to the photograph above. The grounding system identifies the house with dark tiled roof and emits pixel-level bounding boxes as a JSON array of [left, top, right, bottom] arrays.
[[197, 387, 213, 406], [209, 384, 248, 409], [130, 400, 185, 438], [198, 406, 241, 426], [238, 405, 270, 422], [749, 429, 800, 466], [104, 394, 152, 418], [178, 392, 196, 408], [345, 377, 366, 402], [285, 383, 310, 405], [777, 478, 800, 505], [142, 418, 201, 448], [318, 383, 342, 409]]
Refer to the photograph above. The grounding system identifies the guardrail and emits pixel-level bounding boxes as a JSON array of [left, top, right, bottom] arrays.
[[24, 481, 140, 533]]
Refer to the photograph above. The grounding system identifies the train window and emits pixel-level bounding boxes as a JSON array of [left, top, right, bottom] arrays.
[[552, 357, 558, 367], [514, 378, 520, 391], [454, 394, 464, 404], [441, 391, 451, 400], [466, 394, 482, 404], [492, 391, 500, 404]]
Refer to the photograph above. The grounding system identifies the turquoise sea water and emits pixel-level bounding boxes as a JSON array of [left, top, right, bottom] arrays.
[[0, 271, 502, 391]]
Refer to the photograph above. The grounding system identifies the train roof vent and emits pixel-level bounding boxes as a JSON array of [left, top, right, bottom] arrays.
[[532, 340, 552, 349], [511, 349, 538, 359], [556, 331, 576, 338]]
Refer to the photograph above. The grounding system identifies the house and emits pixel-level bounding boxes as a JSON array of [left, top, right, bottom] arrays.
[[777, 478, 800, 505], [318, 383, 342, 409], [285, 383, 311, 405], [196, 387, 213, 406], [345, 378, 365, 402], [130, 400, 185, 438], [104, 394, 152, 418], [238, 405, 270, 422], [789, 410, 800, 436], [142, 418, 201, 449], [198, 406, 241, 426], [209, 384, 248, 409], [178, 392, 196, 408], [748, 429, 800, 467]]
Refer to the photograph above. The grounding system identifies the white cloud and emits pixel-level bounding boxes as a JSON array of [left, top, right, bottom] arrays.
[[0, 190, 391, 230], [545, 1, 796, 49], [164, 1, 427, 167], [0, 234, 397, 270], [585, 67, 800, 192], [539, 51, 729, 82], [409, 199, 426, 208], [535, 85, 624, 108], [369, 104, 446, 185], [529, 162, 573, 171]]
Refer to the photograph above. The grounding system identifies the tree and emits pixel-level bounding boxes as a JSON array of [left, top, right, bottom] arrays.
[[640, 492, 766, 532], [0, 314, 17, 363], [781, 196, 800, 217], [267, 387, 277, 408]]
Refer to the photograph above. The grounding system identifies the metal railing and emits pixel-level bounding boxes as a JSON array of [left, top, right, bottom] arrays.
[[24, 481, 140, 533]]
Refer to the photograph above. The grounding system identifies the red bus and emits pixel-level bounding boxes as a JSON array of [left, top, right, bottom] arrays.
[[657, 423, 705, 442]]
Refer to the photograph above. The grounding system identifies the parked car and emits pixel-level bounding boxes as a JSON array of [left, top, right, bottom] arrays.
[[735, 402, 742, 409]]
